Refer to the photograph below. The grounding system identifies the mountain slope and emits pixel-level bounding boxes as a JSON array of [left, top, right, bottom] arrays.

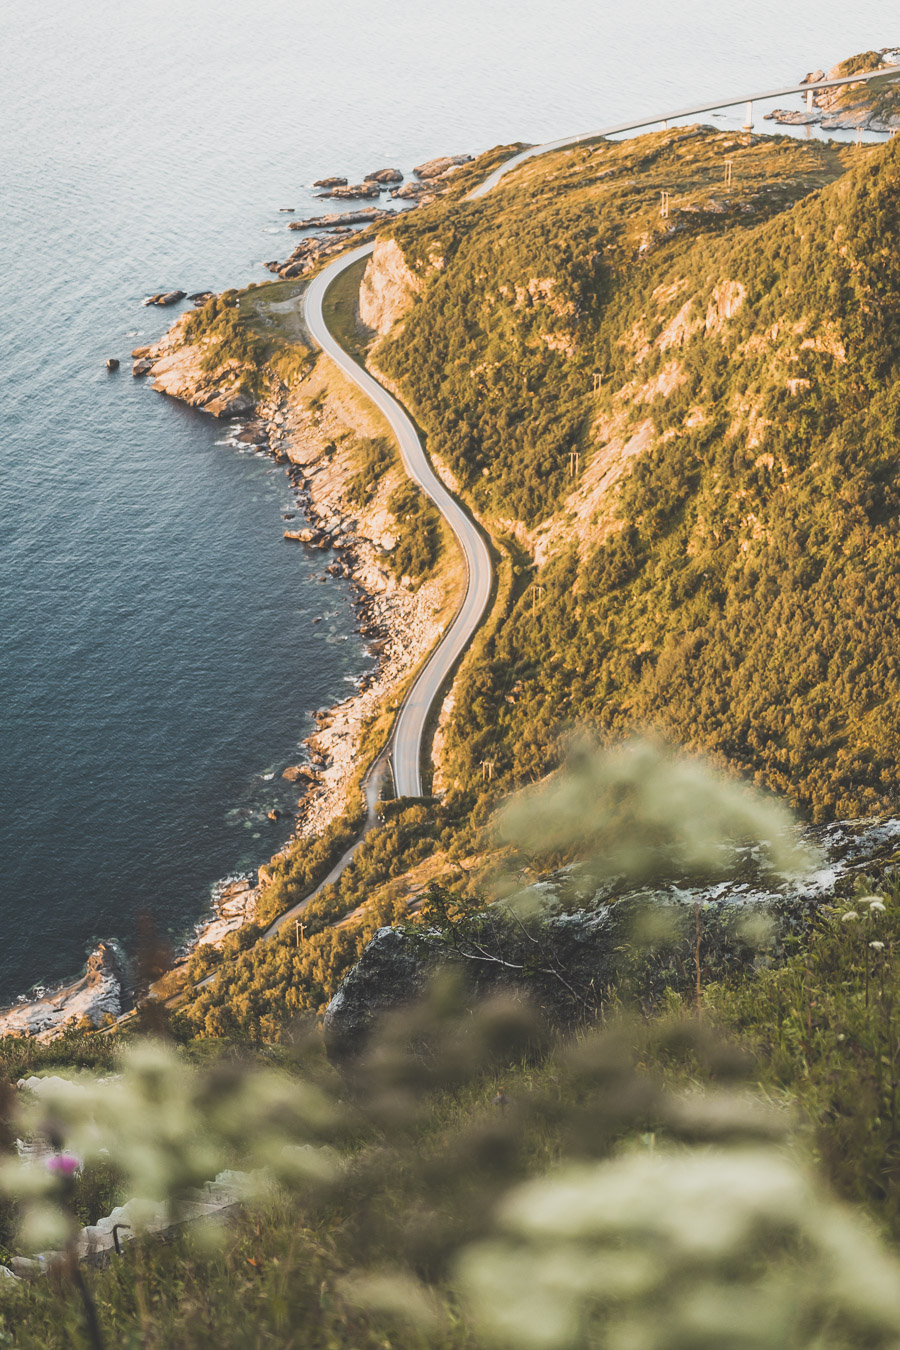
[[371, 128, 900, 821]]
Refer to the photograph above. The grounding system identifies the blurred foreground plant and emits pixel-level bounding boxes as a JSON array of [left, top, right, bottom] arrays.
[[456, 1145, 900, 1350], [497, 736, 813, 881]]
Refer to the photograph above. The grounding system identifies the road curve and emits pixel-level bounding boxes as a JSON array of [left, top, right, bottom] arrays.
[[151, 62, 899, 988], [304, 63, 899, 796], [469, 67, 900, 198], [305, 64, 899, 801], [304, 251, 493, 798]]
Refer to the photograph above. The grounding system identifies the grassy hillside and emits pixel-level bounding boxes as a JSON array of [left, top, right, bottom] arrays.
[[375, 128, 900, 822]]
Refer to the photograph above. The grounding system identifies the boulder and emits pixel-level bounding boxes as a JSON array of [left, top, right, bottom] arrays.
[[282, 764, 317, 784], [413, 153, 472, 180], [132, 359, 154, 376], [189, 291, 214, 305], [391, 180, 435, 201], [365, 168, 403, 184], [142, 291, 186, 307], [288, 208, 392, 229], [202, 389, 255, 418], [105, 358, 119, 372], [316, 183, 381, 200], [312, 176, 348, 188]]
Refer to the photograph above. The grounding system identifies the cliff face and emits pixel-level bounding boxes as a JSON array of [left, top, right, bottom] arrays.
[[357, 238, 424, 336]]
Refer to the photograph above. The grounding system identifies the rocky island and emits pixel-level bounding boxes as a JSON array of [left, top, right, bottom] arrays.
[[767, 48, 900, 131]]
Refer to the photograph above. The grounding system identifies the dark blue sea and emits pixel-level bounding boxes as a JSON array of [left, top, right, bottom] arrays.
[[1, 0, 894, 1000]]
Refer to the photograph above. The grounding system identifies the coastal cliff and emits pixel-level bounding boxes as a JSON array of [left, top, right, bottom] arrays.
[[358, 238, 425, 335]]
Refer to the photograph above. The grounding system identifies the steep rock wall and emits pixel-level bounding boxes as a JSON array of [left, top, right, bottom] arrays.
[[357, 238, 423, 336]]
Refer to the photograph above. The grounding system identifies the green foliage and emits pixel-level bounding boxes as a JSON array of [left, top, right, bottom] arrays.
[[178, 803, 442, 1040], [702, 879, 900, 1230], [6, 1000, 900, 1348], [385, 479, 442, 584], [389, 131, 900, 822], [255, 811, 365, 928], [344, 436, 393, 507], [181, 290, 269, 393]]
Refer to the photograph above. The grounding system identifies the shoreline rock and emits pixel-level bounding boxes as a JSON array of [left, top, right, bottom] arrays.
[[142, 290, 186, 307], [365, 168, 403, 184], [316, 183, 382, 200], [0, 943, 128, 1042], [413, 153, 472, 179], [768, 50, 900, 132]]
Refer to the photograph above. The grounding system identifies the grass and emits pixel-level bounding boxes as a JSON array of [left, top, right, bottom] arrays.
[[321, 256, 372, 365]]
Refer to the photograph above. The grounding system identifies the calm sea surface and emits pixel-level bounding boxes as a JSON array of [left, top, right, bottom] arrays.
[[1, 0, 896, 1000]]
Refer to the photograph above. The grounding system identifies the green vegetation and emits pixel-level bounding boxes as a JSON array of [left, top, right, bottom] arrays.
[[321, 255, 371, 363], [344, 435, 393, 506], [370, 129, 900, 821], [180, 285, 311, 397], [384, 478, 442, 584], [8, 900, 900, 1348], [178, 802, 443, 1039], [182, 291, 269, 391]]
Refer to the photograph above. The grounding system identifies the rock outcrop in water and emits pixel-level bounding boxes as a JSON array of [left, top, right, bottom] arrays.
[[767, 50, 900, 131], [316, 183, 382, 200], [365, 168, 403, 184]]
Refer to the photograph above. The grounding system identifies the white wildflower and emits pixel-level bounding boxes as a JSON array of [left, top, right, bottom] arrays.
[[841, 911, 859, 923], [869, 901, 887, 914], [869, 941, 886, 951]]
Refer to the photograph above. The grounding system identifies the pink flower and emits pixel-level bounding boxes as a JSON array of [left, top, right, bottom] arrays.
[[46, 1154, 79, 1176]]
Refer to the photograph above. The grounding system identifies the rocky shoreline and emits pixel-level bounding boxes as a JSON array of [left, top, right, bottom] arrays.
[[766, 51, 900, 133], [2, 144, 477, 1038]]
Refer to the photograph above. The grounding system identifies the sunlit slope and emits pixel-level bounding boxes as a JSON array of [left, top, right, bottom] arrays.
[[376, 128, 900, 820]]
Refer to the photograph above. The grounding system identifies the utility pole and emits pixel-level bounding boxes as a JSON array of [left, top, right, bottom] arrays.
[[481, 759, 494, 782], [568, 450, 579, 477], [532, 584, 544, 618], [856, 126, 863, 147], [660, 190, 669, 219], [592, 371, 602, 394], [295, 919, 306, 947], [724, 159, 733, 189]]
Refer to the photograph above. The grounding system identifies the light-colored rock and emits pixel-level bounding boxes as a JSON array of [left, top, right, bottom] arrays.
[[0, 944, 124, 1042], [364, 168, 403, 184], [413, 153, 472, 179], [358, 238, 423, 335]]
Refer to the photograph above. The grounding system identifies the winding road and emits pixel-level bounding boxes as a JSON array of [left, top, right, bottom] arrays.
[[304, 252, 494, 798], [239, 64, 900, 947], [304, 65, 898, 806]]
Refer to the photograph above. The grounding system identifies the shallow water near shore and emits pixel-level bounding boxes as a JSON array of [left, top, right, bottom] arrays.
[[1, 0, 897, 1002]]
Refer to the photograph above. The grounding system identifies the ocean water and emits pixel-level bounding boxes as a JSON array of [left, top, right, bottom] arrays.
[[1, 0, 896, 1001]]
